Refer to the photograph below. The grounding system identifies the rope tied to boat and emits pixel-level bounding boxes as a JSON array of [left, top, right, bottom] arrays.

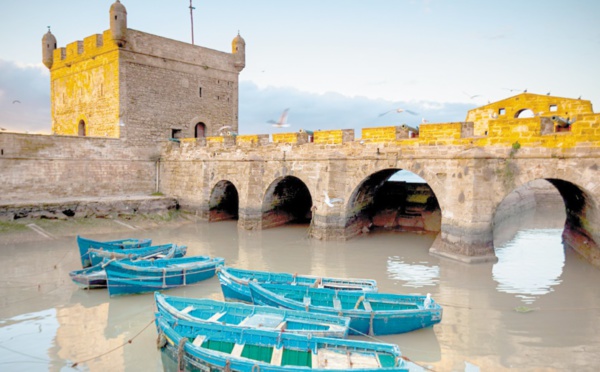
[[354, 295, 365, 309], [224, 359, 231, 372], [177, 337, 188, 372], [252, 364, 261, 372]]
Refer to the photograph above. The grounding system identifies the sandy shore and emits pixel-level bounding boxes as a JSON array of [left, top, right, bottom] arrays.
[[0, 211, 197, 246]]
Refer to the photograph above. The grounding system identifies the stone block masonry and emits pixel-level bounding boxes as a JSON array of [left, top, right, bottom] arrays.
[[0, 133, 158, 202]]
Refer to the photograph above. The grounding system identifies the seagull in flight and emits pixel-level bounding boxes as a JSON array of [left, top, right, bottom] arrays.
[[12, 100, 21, 104], [378, 108, 418, 117], [268, 108, 290, 128], [463, 91, 481, 99], [323, 191, 343, 207]]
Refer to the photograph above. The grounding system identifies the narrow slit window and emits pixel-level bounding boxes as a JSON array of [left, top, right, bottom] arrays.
[[199, 87, 202, 97]]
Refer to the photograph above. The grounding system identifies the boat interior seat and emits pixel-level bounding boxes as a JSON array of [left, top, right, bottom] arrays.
[[192, 335, 206, 346]]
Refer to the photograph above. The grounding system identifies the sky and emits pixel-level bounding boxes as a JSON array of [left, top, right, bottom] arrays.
[[1, 0, 599, 135]]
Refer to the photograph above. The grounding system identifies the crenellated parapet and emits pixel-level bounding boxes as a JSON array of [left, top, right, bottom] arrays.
[[51, 31, 118, 70], [169, 101, 600, 152]]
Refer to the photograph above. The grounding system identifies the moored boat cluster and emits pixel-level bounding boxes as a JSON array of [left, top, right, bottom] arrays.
[[69, 235, 443, 371]]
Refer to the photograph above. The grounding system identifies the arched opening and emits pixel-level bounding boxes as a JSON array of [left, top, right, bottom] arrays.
[[195, 122, 206, 138], [515, 109, 535, 118], [345, 169, 441, 238], [78, 120, 86, 136], [493, 178, 599, 302], [261, 176, 312, 229], [209, 180, 239, 221]]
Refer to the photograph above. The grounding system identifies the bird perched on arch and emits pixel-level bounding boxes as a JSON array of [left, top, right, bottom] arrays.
[[378, 108, 418, 117], [268, 108, 290, 128]]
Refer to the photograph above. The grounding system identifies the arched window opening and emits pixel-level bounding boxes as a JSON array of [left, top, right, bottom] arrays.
[[78, 120, 86, 136], [515, 109, 535, 118], [195, 122, 206, 138]]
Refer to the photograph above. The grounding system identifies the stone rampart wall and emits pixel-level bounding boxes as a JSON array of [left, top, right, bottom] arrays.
[[0, 133, 159, 202]]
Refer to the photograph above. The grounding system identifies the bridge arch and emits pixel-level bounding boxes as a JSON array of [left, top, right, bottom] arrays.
[[493, 167, 600, 266], [261, 175, 313, 229], [343, 168, 441, 239], [208, 180, 239, 221]]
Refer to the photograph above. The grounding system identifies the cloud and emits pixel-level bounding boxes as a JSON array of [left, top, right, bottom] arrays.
[[0, 60, 51, 133], [0, 61, 476, 137]]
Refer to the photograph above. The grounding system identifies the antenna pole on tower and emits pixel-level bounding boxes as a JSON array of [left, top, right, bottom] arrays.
[[189, 0, 195, 45]]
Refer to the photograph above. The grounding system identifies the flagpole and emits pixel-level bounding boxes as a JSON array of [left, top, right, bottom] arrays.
[[189, 0, 195, 45]]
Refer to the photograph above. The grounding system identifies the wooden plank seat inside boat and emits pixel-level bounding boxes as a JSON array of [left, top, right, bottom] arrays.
[[193, 338, 396, 369], [238, 313, 285, 328], [314, 348, 382, 369]]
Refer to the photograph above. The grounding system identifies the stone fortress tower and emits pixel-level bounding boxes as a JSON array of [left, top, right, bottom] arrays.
[[42, 0, 245, 144]]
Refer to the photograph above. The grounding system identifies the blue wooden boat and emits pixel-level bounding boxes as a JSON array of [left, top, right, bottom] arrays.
[[249, 282, 443, 336], [69, 245, 186, 289], [155, 315, 409, 371], [155, 292, 350, 338], [69, 262, 108, 289], [77, 235, 152, 267], [217, 266, 378, 303], [105, 256, 224, 296], [87, 243, 186, 267]]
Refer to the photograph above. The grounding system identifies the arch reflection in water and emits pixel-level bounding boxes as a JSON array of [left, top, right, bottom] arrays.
[[493, 228, 564, 304], [387, 256, 440, 287]]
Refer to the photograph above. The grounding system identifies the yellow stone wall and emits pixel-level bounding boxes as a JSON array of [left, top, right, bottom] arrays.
[[272, 133, 301, 143], [313, 130, 343, 144], [236, 134, 261, 144], [466, 93, 594, 136], [361, 126, 399, 142], [206, 136, 225, 143], [419, 122, 463, 145], [51, 30, 120, 137]]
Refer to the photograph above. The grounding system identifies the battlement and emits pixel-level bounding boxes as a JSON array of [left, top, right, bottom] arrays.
[[170, 110, 600, 152], [52, 30, 118, 69]]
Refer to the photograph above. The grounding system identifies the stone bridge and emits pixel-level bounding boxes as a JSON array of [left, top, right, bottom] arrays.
[[160, 95, 600, 268]]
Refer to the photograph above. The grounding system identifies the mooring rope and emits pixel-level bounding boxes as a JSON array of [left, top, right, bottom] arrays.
[[70, 317, 155, 368]]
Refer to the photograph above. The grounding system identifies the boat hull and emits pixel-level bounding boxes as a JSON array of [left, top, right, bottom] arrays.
[[88, 243, 186, 267], [77, 235, 152, 268], [217, 267, 378, 303], [105, 256, 224, 296], [155, 293, 350, 338], [155, 315, 409, 371], [249, 283, 443, 336]]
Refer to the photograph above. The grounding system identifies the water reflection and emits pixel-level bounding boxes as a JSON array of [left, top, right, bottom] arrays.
[[1, 208, 600, 370], [387, 257, 439, 288], [0, 309, 61, 370], [493, 229, 564, 304]]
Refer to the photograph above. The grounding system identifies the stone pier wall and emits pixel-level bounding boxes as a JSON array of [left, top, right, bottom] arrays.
[[0, 133, 159, 202]]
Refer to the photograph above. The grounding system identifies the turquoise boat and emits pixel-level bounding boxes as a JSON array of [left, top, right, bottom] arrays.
[[69, 245, 186, 289], [156, 315, 409, 371], [77, 235, 152, 267], [105, 256, 224, 296], [217, 266, 378, 303], [249, 282, 443, 336], [88, 243, 186, 267], [155, 292, 350, 338], [69, 262, 108, 289]]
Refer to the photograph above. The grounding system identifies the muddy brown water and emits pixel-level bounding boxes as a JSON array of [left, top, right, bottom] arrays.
[[1, 205, 599, 371]]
